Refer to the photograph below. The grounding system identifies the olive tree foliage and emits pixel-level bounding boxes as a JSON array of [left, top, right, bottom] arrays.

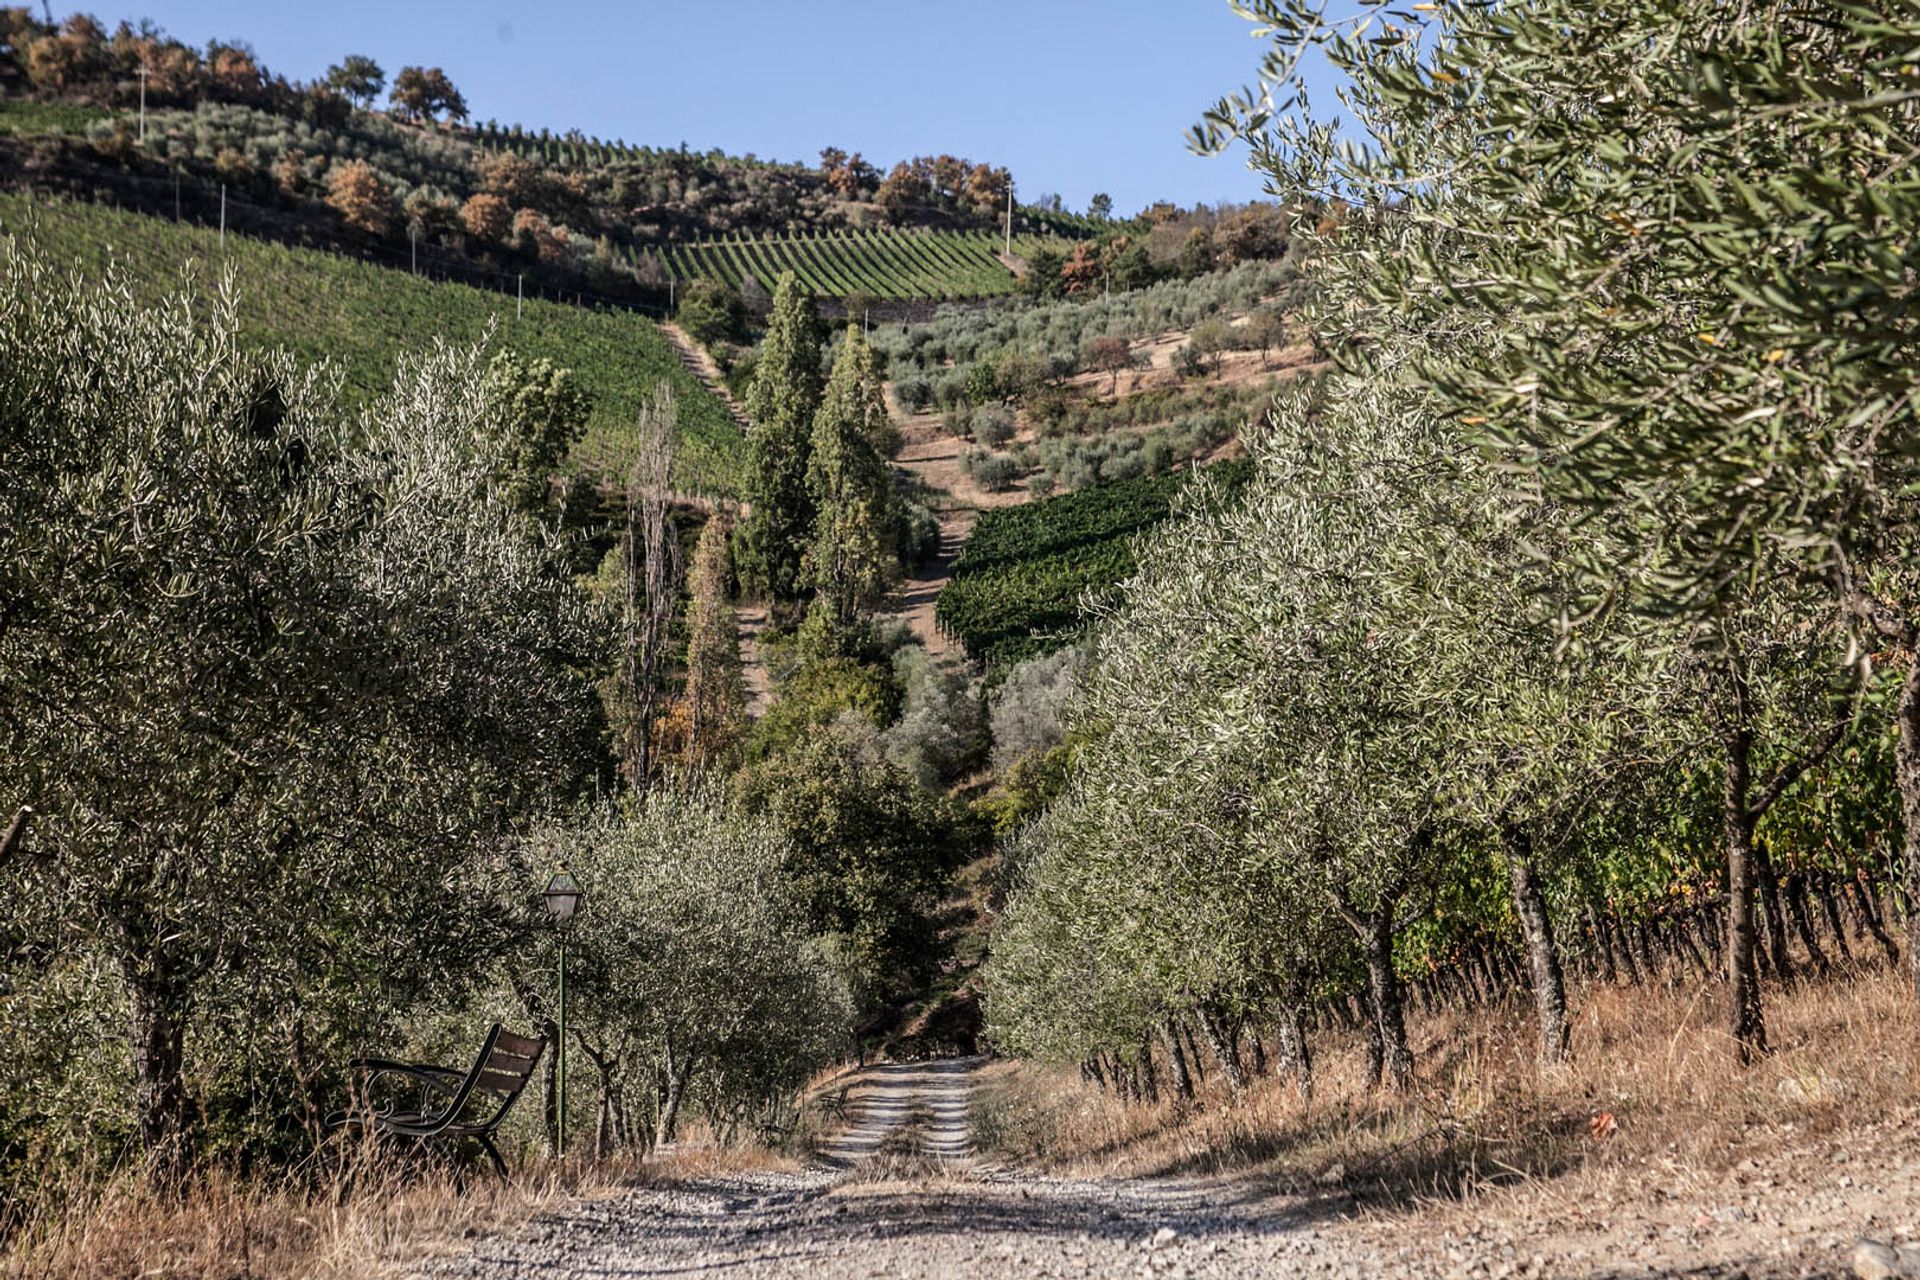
[[521, 793, 851, 1153], [0, 250, 605, 1177], [1193, 0, 1920, 994]]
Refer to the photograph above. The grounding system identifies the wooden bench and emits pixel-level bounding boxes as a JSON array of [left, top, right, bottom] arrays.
[[327, 1023, 545, 1176]]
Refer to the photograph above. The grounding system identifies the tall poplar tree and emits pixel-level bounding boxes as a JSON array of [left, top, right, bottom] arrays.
[[741, 272, 824, 603], [681, 514, 747, 773], [807, 325, 898, 630]]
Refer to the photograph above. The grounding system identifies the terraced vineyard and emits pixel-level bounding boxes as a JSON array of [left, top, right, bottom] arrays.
[[663, 229, 1069, 300], [0, 194, 746, 493], [938, 459, 1254, 670]]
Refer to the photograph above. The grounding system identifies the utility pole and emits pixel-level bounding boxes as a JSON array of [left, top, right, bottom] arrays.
[[218, 184, 226, 250], [136, 64, 148, 143], [172, 168, 179, 221], [516, 272, 523, 320], [410, 223, 417, 274], [1004, 183, 1013, 257]]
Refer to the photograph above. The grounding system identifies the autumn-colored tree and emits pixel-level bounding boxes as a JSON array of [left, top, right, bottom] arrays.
[[875, 160, 931, 224], [325, 159, 394, 236], [459, 191, 512, 244], [272, 149, 310, 199], [1060, 242, 1103, 296], [930, 154, 968, 204], [512, 207, 568, 263], [964, 163, 1010, 217], [1085, 336, 1135, 394], [206, 41, 263, 102], [480, 150, 542, 205], [22, 15, 109, 96]]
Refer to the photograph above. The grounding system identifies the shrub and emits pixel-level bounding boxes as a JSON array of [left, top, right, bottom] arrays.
[[989, 646, 1087, 771], [971, 403, 1016, 448], [894, 375, 933, 413], [967, 449, 1021, 492], [677, 279, 744, 348]]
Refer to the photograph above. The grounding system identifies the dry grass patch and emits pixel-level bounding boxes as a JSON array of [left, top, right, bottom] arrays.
[[974, 968, 1920, 1212], [0, 1141, 797, 1280]]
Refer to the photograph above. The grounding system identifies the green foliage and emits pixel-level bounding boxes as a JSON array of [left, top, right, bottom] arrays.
[[744, 656, 901, 763], [676, 278, 744, 348], [937, 460, 1252, 669], [0, 246, 607, 1172], [0, 194, 745, 493], [741, 272, 824, 600], [484, 349, 591, 513], [732, 718, 980, 1012], [524, 793, 852, 1145], [808, 325, 899, 627]]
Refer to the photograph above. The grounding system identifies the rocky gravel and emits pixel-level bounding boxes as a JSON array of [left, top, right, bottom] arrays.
[[416, 1167, 1365, 1279], [415, 1061, 1920, 1279]]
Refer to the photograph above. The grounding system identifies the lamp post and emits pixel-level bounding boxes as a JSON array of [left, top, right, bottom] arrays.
[[543, 867, 582, 1156]]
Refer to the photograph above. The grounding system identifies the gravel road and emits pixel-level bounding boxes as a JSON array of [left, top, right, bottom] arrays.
[[420, 1056, 1364, 1279]]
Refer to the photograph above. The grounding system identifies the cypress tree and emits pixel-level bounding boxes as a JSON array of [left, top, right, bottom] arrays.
[[741, 272, 823, 602], [807, 324, 898, 629]]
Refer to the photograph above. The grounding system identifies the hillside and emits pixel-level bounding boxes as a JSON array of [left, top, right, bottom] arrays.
[[0, 191, 745, 492]]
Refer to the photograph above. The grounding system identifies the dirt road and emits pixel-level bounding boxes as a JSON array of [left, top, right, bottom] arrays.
[[420, 1057, 1366, 1279]]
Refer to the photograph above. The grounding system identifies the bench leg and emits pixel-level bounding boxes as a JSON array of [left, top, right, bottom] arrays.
[[480, 1135, 508, 1178]]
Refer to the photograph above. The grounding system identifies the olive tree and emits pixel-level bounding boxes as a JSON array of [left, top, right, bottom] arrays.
[[1196, 0, 1920, 998], [0, 253, 604, 1177]]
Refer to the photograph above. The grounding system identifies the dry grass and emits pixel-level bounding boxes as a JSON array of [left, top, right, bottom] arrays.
[[0, 1140, 796, 1280], [972, 967, 1920, 1213]]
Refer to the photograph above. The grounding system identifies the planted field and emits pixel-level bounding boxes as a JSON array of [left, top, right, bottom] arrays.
[[937, 458, 1253, 669], [663, 229, 1067, 300], [0, 194, 745, 493]]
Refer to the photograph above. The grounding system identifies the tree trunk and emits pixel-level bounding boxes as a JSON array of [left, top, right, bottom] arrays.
[[1723, 728, 1769, 1064], [1752, 837, 1796, 985], [1136, 1036, 1159, 1104], [1362, 903, 1414, 1089], [1610, 909, 1644, 985], [1584, 902, 1618, 983], [1784, 872, 1832, 977], [1817, 874, 1855, 963], [1898, 652, 1920, 1000], [1198, 1004, 1246, 1093], [1160, 1021, 1193, 1100], [124, 952, 192, 1183], [1181, 1021, 1206, 1083], [1502, 823, 1570, 1064], [1275, 992, 1313, 1101], [1852, 874, 1901, 966], [656, 1043, 691, 1147]]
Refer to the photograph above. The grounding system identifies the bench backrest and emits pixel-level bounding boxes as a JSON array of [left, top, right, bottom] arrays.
[[451, 1024, 546, 1130]]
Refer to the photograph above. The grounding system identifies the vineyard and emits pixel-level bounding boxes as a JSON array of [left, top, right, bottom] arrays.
[[663, 229, 1069, 300], [0, 194, 746, 493], [938, 459, 1252, 669]]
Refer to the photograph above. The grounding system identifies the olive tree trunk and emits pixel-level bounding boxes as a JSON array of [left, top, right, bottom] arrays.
[[1722, 725, 1769, 1063], [1501, 822, 1570, 1064]]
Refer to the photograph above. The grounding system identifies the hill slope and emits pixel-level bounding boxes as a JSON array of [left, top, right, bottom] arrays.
[[0, 193, 745, 493]]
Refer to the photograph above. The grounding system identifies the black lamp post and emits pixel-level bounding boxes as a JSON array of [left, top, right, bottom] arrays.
[[543, 867, 582, 1155]]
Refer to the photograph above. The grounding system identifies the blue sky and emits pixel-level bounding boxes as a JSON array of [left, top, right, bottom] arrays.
[[72, 1, 1356, 215]]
